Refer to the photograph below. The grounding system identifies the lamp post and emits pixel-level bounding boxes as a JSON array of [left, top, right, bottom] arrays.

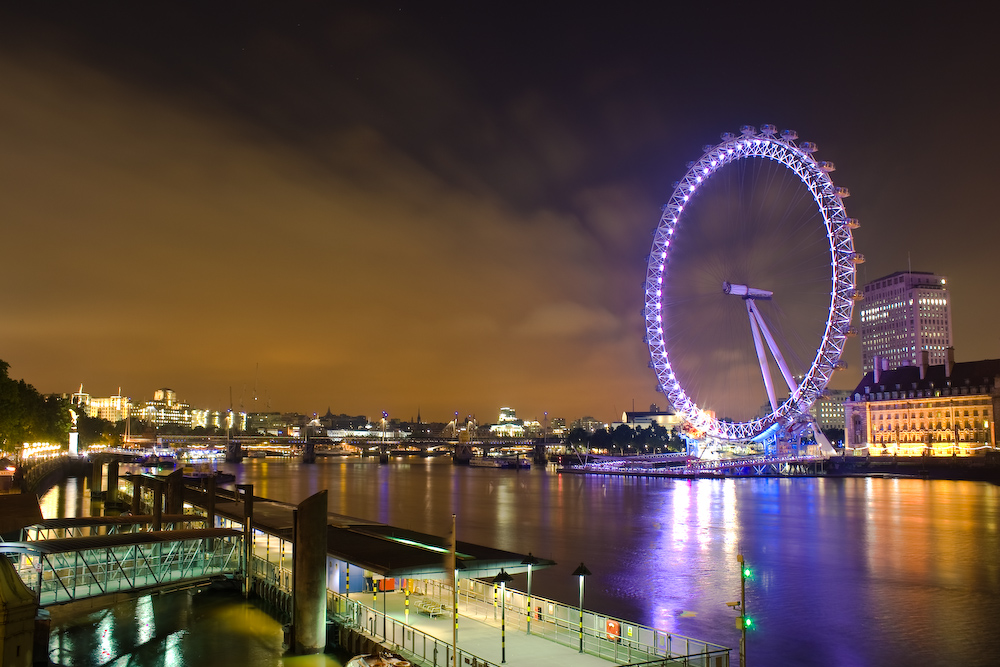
[[493, 569, 513, 664], [571, 562, 591, 653], [521, 553, 539, 634]]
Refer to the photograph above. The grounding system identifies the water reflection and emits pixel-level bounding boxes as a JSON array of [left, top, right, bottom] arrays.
[[47, 588, 348, 667]]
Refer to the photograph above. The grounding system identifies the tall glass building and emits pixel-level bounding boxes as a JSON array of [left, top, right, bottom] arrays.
[[860, 271, 952, 374]]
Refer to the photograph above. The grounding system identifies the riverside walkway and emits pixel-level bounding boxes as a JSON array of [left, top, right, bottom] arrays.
[[336, 586, 728, 667]]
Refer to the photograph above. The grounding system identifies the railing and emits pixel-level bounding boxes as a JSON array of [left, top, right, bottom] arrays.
[[457, 579, 729, 666], [241, 555, 492, 667], [6, 533, 243, 606], [242, 552, 727, 666], [23, 518, 208, 541], [327, 588, 498, 667]]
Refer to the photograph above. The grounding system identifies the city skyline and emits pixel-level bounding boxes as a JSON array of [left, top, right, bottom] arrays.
[[1, 5, 997, 424]]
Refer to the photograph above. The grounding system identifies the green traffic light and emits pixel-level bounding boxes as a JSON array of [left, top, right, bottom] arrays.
[[742, 566, 751, 578], [744, 616, 754, 629]]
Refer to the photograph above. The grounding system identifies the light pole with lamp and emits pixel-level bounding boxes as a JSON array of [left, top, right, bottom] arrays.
[[521, 553, 539, 634], [493, 569, 513, 664], [571, 563, 591, 653]]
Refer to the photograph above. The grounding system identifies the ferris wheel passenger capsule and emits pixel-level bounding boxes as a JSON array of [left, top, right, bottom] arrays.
[[836, 186, 850, 198], [740, 125, 756, 136], [703, 145, 715, 153], [720, 132, 736, 142], [781, 129, 798, 141], [846, 218, 860, 229], [760, 124, 777, 135], [799, 141, 818, 153], [851, 252, 865, 264], [818, 161, 836, 172]]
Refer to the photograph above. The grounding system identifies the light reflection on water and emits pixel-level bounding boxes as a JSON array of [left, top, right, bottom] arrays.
[[42, 458, 1000, 666], [46, 588, 348, 667]]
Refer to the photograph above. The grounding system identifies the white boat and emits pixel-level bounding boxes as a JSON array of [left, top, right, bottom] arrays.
[[468, 455, 530, 469], [346, 649, 411, 667]]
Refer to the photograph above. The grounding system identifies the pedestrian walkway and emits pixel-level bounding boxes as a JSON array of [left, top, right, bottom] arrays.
[[346, 590, 726, 667]]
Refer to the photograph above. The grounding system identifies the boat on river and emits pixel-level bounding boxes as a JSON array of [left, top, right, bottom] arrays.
[[182, 464, 235, 484], [468, 455, 530, 469], [346, 649, 411, 667]]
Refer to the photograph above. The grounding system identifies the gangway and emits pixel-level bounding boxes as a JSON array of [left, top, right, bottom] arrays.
[[1, 527, 242, 606]]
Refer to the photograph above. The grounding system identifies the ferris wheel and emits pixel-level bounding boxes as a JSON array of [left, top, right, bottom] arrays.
[[643, 125, 862, 443]]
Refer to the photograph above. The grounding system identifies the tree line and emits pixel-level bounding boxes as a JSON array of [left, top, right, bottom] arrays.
[[564, 422, 686, 454], [0, 360, 71, 452]]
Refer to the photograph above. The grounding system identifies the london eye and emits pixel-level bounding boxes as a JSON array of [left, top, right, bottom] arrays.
[[644, 125, 861, 444]]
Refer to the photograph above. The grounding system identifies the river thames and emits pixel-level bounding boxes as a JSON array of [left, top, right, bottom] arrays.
[[40, 456, 1000, 666]]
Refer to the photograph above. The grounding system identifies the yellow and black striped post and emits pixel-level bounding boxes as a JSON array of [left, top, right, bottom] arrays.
[[405, 585, 410, 624], [493, 569, 513, 664]]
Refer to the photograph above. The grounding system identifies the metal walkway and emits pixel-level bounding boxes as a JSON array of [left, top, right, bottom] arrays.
[[1, 527, 242, 606]]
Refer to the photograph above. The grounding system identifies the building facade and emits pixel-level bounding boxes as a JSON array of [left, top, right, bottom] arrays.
[[69, 386, 131, 422], [490, 407, 525, 437], [860, 271, 952, 373], [811, 389, 852, 431], [843, 351, 997, 456]]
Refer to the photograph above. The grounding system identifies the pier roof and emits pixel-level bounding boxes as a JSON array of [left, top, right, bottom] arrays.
[[186, 486, 555, 578]]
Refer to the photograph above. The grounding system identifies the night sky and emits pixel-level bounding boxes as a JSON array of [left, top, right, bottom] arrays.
[[1, 3, 997, 423]]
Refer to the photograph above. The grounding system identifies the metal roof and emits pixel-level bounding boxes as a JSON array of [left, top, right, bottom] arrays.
[[4, 528, 242, 555], [31, 514, 208, 528], [182, 485, 555, 578]]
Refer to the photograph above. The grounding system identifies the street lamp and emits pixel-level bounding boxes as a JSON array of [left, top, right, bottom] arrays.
[[521, 552, 540, 634], [571, 562, 591, 653], [493, 569, 513, 664]]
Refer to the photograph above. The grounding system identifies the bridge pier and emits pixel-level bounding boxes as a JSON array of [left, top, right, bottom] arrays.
[[89, 460, 103, 500], [105, 461, 129, 513], [225, 441, 243, 463]]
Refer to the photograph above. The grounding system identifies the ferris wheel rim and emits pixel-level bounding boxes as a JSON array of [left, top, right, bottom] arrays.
[[644, 126, 858, 441]]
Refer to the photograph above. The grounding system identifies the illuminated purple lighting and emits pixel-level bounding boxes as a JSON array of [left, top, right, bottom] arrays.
[[642, 125, 858, 442]]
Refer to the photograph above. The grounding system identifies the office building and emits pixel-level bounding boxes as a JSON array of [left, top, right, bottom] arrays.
[[811, 389, 852, 431], [860, 271, 951, 374]]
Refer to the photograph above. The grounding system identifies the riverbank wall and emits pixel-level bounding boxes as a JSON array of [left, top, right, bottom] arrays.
[[827, 453, 1000, 481]]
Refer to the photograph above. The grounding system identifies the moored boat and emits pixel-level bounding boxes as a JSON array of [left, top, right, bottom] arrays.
[[468, 455, 530, 469], [346, 649, 411, 667]]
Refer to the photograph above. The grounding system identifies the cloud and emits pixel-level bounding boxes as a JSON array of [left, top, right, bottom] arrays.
[[513, 302, 621, 339]]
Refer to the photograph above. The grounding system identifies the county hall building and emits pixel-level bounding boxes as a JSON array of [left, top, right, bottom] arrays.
[[843, 350, 998, 455]]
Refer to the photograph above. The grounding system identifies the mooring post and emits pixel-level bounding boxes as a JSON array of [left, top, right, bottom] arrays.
[[293, 490, 328, 654], [237, 484, 254, 598]]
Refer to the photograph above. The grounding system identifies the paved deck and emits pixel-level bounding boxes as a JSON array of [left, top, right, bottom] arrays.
[[348, 590, 656, 667]]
